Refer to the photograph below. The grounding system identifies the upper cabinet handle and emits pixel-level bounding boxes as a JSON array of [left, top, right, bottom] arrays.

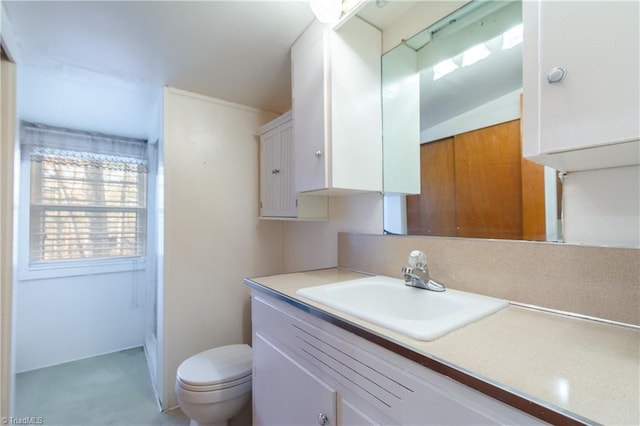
[[547, 67, 567, 84], [315, 150, 323, 158], [272, 169, 280, 174], [317, 413, 329, 425]]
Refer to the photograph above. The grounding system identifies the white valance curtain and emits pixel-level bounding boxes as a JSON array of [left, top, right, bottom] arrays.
[[20, 121, 148, 171]]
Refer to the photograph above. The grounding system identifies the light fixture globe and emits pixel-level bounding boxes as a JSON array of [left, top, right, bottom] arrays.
[[309, 0, 342, 24]]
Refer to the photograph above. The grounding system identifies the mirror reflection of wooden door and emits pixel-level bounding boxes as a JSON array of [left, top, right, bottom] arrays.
[[407, 119, 546, 240], [406, 137, 456, 236]]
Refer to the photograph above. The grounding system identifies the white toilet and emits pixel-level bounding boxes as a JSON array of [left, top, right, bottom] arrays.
[[175, 344, 252, 426]]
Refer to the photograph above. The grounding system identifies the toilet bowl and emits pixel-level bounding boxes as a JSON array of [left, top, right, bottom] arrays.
[[175, 344, 252, 426]]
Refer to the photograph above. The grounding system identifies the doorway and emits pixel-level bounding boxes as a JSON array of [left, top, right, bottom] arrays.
[[7, 63, 165, 419]]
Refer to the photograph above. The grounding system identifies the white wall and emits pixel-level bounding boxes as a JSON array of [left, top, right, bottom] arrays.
[[161, 88, 282, 409], [420, 89, 521, 143], [17, 64, 160, 140], [282, 193, 383, 272], [563, 165, 640, 247], [14, 270, 147, 373]]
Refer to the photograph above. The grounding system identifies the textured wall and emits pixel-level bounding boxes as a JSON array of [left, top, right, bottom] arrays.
[[162, 88, 282, 409]]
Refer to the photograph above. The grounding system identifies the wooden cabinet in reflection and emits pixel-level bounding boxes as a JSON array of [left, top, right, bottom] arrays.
[[407, 119, 549, 240]]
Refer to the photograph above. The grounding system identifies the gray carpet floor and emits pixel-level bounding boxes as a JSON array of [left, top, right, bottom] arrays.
[[14, 347, 189, 426]]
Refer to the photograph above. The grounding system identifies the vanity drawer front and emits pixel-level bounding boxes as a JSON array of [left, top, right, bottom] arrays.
[[251, 291, 547, 425]]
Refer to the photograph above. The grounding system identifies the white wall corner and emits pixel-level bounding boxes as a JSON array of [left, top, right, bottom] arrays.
[[563, 165, 640, 248], [282, 192, 383, 272]]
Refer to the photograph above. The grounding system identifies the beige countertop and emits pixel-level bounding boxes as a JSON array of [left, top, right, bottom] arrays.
[[246, 268, 640, 426]]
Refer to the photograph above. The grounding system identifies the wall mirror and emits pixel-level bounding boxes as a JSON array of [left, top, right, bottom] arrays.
[[381, 0, 563, 242]]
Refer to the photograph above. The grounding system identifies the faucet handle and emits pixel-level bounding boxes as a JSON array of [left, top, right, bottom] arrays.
[[408, 250, 427, 268]]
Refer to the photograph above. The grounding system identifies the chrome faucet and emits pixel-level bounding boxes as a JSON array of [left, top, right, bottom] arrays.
[[401, 250, 446, 292]]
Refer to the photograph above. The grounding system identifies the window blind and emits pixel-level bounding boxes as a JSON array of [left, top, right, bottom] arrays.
[[21, 122, 148, 264]]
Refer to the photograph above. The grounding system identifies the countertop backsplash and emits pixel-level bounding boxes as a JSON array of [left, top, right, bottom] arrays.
[[338, 233, 639, 326]]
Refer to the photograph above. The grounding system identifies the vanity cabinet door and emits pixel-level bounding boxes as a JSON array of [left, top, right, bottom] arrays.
[[253, 333, 337, 426], [522, 0, 640, 171], [340, 399, 380, 426], [291, 17, 383, 195]]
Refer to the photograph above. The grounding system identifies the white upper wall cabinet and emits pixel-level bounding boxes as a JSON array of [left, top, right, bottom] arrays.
[[292, 17, 382, 195], [522, 0, 640, 171], [259, 114, 296, 218], [257, 112, 328, 220]]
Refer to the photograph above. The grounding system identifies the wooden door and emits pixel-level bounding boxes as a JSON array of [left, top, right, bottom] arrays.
[[521, 157, 546, 240], [406, 120, 548, 240], [454, 120, 523, 239], [406, 137, 456, 236]]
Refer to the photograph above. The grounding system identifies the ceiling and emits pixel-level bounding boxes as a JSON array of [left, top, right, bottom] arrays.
[[3, 0, 504, 137], [1, 0, 428, 114], [3, 0, 316, 114]]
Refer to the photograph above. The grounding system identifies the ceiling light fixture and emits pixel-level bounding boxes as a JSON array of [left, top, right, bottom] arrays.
[[309, 0, 343, 24]]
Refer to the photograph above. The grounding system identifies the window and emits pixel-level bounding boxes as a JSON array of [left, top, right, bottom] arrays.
[[21, 122, 148, 266]]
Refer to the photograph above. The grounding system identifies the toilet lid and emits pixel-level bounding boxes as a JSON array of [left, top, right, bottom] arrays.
[[177, 344, 252, 387]]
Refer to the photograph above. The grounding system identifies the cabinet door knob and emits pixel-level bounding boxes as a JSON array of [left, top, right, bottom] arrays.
[[314, 150, 323, 158], [547, 67, 567, 84], [317, 413, 329, 425], [271, 169, 280, 174]]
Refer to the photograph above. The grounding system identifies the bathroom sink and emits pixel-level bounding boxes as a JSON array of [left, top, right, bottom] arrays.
[[296, 275, 509, 341]]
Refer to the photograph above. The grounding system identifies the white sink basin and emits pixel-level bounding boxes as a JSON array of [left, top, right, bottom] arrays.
[[296, 275, 509, 341]]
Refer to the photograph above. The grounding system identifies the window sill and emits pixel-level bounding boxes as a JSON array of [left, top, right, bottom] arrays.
[[18, 257, 146, 281]]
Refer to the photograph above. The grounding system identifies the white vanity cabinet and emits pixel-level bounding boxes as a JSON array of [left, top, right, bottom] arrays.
[[291, 17, 382, 195], [522, 0, 640, 171], [254, 330, 383, 426], [251, 290, 546, 426], [257, 112, 327, 220], [253, 333, 337, 425]]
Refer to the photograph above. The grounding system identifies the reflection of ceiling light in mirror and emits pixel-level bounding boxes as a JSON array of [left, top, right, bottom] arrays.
[[462, 43, 491, 67], [502, 24, 524, 50], [309, 0, 342, 24], [433, 59, 459, 81]]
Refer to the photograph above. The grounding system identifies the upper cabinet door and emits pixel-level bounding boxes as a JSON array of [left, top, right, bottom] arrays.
[[260, 121, 296, 218], [522, 0, 640, 171], [292, 26, 328, 193], [257, 112, 329, 220], [291, 17, 383, 195]]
